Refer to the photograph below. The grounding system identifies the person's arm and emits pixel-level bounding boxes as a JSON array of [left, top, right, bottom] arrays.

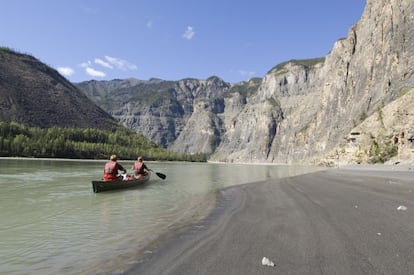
[[118, 164, 127, 173]]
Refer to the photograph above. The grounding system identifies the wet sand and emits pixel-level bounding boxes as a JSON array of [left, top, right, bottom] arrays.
[[126, 166, 414, 275]]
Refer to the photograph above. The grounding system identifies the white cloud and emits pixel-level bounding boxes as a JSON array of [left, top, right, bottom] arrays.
[[57, 67, 74, 77], [79, 56, 136, 79], [239, 70, 256, 78], [85, 67, 106, 77], [104, 56, 137, 71], [95, 58, 113, 69], [146, 20, 153, 29], [80, 61, 92, 68], [182, 26, 195, 40]]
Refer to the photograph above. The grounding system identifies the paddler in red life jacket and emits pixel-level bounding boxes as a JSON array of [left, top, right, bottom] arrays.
[[103, 154, 127, 181], [132, 156, 149, 179]]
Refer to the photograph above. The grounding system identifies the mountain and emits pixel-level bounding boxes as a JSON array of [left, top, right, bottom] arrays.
[[77, 76, 231, 150], [77, 0, 413, 165], [0, 47, 119, 130]]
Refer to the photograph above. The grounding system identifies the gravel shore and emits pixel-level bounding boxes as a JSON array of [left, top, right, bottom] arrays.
[[126, 166, 414, 275]]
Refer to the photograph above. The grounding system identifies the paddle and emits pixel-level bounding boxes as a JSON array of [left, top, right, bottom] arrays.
[[149, 169, 166, 180]]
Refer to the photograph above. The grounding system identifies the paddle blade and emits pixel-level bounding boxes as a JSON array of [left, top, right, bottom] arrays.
[[156, 172, 166, 180]]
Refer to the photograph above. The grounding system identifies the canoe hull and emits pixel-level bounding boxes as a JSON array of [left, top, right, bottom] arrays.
[[92, 174, 150, 193]]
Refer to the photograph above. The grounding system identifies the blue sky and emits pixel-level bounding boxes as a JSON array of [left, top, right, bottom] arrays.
[[0, 0, 366, 83]]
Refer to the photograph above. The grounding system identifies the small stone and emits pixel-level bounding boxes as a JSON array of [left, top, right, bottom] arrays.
[[262, 257, 275, 267], [397, 205, 408, 211]]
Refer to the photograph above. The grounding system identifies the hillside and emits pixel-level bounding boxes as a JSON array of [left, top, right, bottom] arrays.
[[0, 47, 119, 130]]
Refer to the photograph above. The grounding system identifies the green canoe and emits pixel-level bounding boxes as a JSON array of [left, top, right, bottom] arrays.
[[92, 173, 150, 193]]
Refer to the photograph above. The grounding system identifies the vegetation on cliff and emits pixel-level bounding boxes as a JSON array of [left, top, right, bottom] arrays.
[[269, 58, 325, 73], [227, 78, 262, 98]]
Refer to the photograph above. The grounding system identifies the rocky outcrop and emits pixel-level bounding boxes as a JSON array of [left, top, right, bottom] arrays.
[[210, 63, 323, 163], [309, 0, 414, 163], [213, 0, 414, 164], [340, 87, 414, 165]]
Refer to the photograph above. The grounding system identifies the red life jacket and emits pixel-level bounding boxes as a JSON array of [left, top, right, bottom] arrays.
[[103, 161, 119, 181], [133, 162, 144, 175]]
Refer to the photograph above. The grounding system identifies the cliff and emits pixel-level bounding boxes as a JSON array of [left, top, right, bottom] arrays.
[[78, 77, 230, 149], [213, 0, 414, 165], [78, 0, 414, 165]]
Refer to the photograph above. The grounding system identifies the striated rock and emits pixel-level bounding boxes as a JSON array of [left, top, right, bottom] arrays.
[[79, 76, 230, 149], [169, 98, 224, 154], [213, 0, 414, 164]]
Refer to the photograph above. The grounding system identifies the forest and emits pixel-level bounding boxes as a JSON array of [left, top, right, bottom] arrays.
[[0, 121, 207, 162]]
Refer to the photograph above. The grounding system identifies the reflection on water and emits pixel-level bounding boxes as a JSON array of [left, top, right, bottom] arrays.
[[0, 158, 322, 274]]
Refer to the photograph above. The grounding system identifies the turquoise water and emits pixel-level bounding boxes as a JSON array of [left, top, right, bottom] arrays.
[[0, 158, 321, 274]]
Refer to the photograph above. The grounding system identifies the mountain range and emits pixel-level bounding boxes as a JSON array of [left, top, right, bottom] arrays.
[[77, 0, 414, 166], [1, 0, 413, 166]]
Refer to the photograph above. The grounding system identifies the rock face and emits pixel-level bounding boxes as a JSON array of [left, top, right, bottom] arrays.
[[307, 0, 414, 165], [212, 60, 324, 163], [78, 0, 414, 165], [0, 48, 119, 130], [78, 77, 230, 150], [341, 87, 414, 165]]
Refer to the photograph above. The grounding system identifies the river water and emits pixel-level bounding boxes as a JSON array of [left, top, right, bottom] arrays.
[[0, 158, 321, 274]]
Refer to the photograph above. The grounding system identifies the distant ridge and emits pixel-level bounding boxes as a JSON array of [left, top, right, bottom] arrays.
[[0, 47, 119, 130]]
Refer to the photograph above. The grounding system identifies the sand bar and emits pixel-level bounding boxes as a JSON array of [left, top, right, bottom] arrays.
[[126, 166, 414, 275]]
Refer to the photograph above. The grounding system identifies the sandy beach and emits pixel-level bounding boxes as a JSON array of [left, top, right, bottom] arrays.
[[126, 166, 414, 275]]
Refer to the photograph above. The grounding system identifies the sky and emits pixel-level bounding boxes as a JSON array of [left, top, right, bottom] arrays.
[[0, 0, 366, 84]]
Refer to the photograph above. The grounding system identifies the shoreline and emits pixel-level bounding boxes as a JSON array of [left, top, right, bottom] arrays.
[[3, 156, 412, 169], [78, 190, 220, 275], [125, 166, 414, 274], [339, 163, 413, 171]]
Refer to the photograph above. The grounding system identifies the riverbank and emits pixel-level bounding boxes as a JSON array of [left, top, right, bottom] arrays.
[[126, 165, 414, 274]]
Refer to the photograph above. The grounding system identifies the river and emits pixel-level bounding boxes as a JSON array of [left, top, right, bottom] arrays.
[[0, 158, 321, 274]]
